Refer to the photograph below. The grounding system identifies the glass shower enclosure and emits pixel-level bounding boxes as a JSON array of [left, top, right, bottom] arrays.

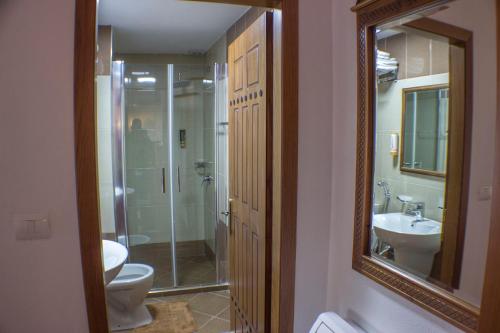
[[111, 60, 228, 290]]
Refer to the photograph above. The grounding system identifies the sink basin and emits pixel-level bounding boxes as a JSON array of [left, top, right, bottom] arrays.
[[102, 240, 128, 285], [373, 213, 442, 276]]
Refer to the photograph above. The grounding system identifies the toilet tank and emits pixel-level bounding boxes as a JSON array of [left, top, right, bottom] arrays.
[[309, 312, 366, 333]]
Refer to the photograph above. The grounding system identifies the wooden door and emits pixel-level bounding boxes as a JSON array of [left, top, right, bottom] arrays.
[[228, 12, 271, 333]]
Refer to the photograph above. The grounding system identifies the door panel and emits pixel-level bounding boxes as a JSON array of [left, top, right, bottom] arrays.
[[228, 12, 270, 333]]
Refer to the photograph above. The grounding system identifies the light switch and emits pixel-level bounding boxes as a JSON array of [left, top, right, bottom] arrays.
[[14, 213, 51, 241], [479, 186, 492, 201]]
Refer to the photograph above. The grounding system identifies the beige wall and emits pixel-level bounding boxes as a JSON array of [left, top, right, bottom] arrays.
[[293, 0, 333, 331], [0, 0, 88, 332]]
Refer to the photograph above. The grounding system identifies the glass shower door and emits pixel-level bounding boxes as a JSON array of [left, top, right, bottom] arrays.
[[215, 62, 229, 284], [171, 64, 218, 287], [114, 61, 227, 291], [121, 63, 175, 290]]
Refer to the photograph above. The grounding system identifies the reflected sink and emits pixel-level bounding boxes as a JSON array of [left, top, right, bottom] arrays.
[[373, 213, 442, 276], [102, 240, 128, 285]]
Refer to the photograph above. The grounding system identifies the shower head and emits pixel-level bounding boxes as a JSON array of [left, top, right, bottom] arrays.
[[377, 180, 391, 198]]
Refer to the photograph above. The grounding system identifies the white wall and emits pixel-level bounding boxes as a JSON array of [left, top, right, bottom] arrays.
[[293, 0, 333, 331], [325, 1, 496, 333], [0, 0, 89, 332]]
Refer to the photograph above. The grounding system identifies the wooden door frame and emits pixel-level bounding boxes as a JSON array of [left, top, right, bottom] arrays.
[[73, 0, 297, 332], [477, 1, 500, 332]]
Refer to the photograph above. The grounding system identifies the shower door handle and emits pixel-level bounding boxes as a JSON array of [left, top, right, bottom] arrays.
[[161, 167, 166, 193], [228, 199, 233, 234], [177, 166, 181, 192]]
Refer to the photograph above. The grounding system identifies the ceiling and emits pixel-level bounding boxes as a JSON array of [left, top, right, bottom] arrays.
[[98, 0, 249, 54]]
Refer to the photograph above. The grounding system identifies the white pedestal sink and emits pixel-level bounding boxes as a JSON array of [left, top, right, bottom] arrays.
[[102, 240, 128, 285], [373, 213, 442, 276]]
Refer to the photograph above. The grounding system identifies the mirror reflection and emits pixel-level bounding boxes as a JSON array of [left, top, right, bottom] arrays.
[[402, 85, 449, 176], [372, 21, 466, 290]]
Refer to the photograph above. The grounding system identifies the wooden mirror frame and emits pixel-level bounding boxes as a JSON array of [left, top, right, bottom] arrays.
[[400, 84, 448, 178], [351, 0, 478, 332]]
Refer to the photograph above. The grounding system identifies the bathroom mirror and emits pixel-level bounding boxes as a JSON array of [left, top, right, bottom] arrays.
[[401, 85, 449, 176], [372, 22, 460, 287], [351, 0, 485, 331]]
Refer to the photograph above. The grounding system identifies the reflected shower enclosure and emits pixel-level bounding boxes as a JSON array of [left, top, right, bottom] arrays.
[[106, 61, 228, 290]]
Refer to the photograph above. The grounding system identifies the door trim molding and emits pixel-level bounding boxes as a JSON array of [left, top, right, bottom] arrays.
[[73, 0, 109, 332], [73, 1, 298, 332]]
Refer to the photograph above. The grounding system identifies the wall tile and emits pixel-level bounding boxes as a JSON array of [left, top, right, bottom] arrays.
[[406, 33, 431, 78], [386, 33, 407, 80], [431, 39, 449, 75]]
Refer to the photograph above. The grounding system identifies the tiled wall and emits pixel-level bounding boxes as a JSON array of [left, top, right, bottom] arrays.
[[172, 64, 209, 244], [123, 63, 172, 243], [119, 59, 211, 244], [96, 26, 116, 235], [96, 75, 116, 234], [378, 29, 449, 80], [375, 73, 448, 221]]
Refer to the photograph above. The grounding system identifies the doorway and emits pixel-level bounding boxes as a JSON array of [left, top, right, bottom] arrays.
[[74, 0, 298, 332]]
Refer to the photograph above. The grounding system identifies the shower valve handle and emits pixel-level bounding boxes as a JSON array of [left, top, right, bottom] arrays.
[[201, 175, 214, 186]]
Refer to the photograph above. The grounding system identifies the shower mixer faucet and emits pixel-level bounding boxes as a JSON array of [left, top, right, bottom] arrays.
[[201, 175, 214, 186]]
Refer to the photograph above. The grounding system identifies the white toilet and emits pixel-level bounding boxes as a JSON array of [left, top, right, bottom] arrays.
[[106, 263, 155, 331], [310, 312, 366, 333]]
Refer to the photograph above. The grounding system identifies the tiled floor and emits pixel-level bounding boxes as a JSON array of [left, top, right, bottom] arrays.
[[129, 242, 217, 289], [145, 290, 230, 333]]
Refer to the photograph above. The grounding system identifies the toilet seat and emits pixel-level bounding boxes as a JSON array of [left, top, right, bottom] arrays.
[[107, 263, 154, 291]]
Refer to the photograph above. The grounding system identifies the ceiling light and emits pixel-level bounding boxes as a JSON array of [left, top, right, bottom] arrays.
[[137, 77, 156, 83], [132, 71, 150, 76]]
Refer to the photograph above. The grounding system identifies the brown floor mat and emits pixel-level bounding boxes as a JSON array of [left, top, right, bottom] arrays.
[[132, 302, 197, 333]]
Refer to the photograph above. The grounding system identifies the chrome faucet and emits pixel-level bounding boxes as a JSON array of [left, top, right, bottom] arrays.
[[201, 175, 214, 186], [405, 202, 426, 225]]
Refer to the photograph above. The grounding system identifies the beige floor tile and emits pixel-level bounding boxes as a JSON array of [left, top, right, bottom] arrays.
[[197, 317, 230, 333], [211, 290, 229, 299], [189, 293, 229, 316], [216, 306, 230, 321], [154, 293, 198, 303], [192, 310, 213, 327]]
